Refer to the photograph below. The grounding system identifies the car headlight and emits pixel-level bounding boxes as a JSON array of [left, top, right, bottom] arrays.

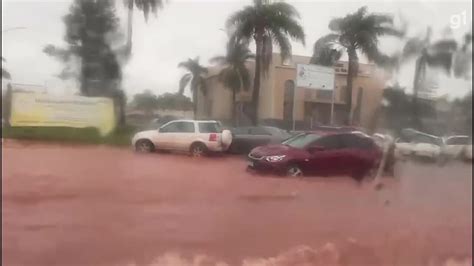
[[265, 155, 286, 162]]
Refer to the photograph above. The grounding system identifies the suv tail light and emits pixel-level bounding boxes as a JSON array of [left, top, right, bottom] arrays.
[[209, 133, 218, 142]]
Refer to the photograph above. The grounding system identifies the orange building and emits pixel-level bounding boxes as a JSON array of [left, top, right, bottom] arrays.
[[197, 53, 389, 130]]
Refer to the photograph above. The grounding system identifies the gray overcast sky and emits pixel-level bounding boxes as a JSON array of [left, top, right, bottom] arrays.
[[2, 0, 472, 99]]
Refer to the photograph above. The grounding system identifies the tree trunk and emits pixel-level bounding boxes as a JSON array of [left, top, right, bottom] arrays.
[[251, 34, 263, 126], [3, 83, 13, 127], [232, 88, 237, 126], [192, 86, 198, 120], [126, 0, 134, 56], [345, 48, 358, 125], [412, 57, 423, 130]]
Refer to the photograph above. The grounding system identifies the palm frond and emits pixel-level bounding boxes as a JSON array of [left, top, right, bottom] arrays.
[[328, 17, 344, 32], [373, 26, 404, 37], [430, 39, 457, 54], [209, 56, 227, 65], [225, 5, 255, 30], [356, 30, 378, 56], [265, 10, 305, 45], [265, 2, 301, 19], [310, 46, 342, 66], [269, 28, 292, 62], [178, 59, 191, 69], [354, 6, 369, 19], [426, 52, 453, 73], [461, 32, 472, 51], [402, 38, 425, 59], [229, 18, 255, 44], [132, 0, 164, 21], [2, 68, 11, 80], [312, 34, 341, 58], [365, 13, 394, 25], [368, 48, 400, 71], [179, 73, 192, 94]]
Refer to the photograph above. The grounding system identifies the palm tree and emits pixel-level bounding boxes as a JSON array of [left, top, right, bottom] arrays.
[[453, 32, 472, 79], [178, 57, 208, 119], [310, 36, 342, 67], [124, 0, 164, 56], [312, 6, 401, 125], [226, 0, 305, 125], [401, 27, 458, 129], [2, 57, 11, 79], [210, 41, 254, 125]]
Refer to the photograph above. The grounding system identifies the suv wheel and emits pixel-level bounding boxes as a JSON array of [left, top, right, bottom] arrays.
[[190, 143, 207, 157], [136, 139, 154, 153], [286, 165, 303, 177]]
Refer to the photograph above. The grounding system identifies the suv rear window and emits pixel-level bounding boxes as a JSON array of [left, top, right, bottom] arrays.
[[161, 121, 195, 133], [198, 122, 222, 133]]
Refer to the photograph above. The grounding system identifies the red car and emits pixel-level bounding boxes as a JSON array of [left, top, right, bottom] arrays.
[[247, 132, 382, 180]]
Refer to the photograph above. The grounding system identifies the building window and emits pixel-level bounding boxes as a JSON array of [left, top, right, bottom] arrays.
[[283, 80, 295, 122]]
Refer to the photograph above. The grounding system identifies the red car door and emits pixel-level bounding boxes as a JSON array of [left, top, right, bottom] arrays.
[[339, 134, 378, 176], [303, 135, 346, 176]]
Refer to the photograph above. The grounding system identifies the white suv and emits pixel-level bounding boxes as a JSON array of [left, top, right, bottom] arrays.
[[394, 133, 442, 160], [131, 120, 232, 156], [441, 135, 472, 160]]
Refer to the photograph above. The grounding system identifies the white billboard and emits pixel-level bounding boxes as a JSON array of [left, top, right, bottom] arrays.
[[10, 92, 116, 135], [296, 64, 335, 90]]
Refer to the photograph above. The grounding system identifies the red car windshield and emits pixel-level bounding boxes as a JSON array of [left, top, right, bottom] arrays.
[[282, 133, 322, 149]]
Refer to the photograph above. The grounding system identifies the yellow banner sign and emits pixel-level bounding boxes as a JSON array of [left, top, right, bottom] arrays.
[[10, 92, 116, 135]]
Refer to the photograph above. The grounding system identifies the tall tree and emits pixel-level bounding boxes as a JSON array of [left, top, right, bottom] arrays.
[[124, 0, 164, 56], [156, 92, 193, 111], [401, 27, 458, 130], [210, 41, 254, 125], [381, 84, 412, 133], [2, 83, 13, 127], [178, 57, 208, 119], [453, 32, 472, 80], [1, 57, 11, 79], [226, 0, 305, 125], [310, 36, 342, 67], [311, 6, 401, 125], [44, 0, 125, 125], [131, 90, 159, 115]]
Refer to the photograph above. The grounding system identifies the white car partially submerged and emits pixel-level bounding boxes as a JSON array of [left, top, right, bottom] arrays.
[[131, 120, 232, 156], [394, 132, 443, 160], [441, 135, 472, 160]]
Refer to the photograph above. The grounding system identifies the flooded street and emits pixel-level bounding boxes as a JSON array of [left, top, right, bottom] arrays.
[[2, 141, 472, 266]]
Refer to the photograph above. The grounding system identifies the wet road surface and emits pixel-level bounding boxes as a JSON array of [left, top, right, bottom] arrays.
[[2, 141, 472, 266]]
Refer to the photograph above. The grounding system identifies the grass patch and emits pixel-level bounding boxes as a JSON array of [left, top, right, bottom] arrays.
[[2, 126, 138, 147]]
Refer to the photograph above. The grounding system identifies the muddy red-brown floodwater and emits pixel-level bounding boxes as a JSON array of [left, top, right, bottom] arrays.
[[2, 140, 472, 266]]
